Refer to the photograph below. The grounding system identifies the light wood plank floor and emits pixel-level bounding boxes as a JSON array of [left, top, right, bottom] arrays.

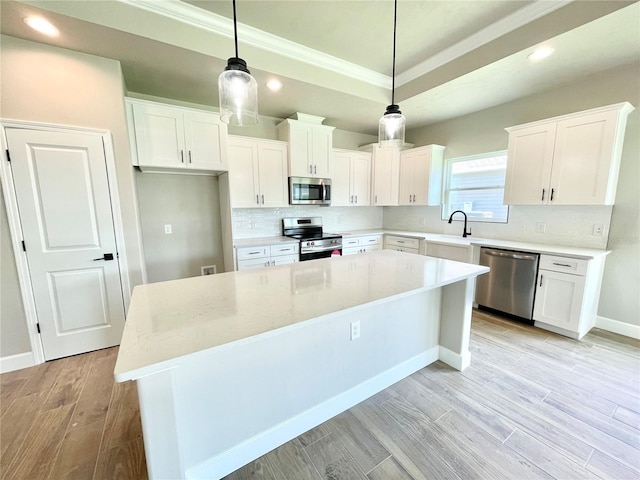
[[1, 310, 639, 479]]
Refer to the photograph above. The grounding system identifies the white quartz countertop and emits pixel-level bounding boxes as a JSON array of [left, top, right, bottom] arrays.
[[114, 250, 488, 382], [336, 229, 608, 259]]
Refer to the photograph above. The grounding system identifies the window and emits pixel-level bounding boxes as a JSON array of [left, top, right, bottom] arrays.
[[441, 152, 509, 223]]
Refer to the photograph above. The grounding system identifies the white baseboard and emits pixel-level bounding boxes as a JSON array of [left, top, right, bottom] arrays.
[[186, 347, 439, 479], [439, 346, 470, 371], [595, 316, 640, 340], [0, 351, 35, 374]]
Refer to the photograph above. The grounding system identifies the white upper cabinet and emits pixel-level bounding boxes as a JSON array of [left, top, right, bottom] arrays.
[[330, 149, 371, 206], [371, 145, 400, 206], [128, 99, 228, 174], [398, 145, 445, 206], [504, 102, 634, 205], [276, 115, 335, 178], [228, 136, 288, 208]]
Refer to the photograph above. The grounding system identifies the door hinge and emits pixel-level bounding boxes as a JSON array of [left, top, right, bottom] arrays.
[[21, 240, 26, 252], [36, 323, 41, 334], [5, 149, 10, 162]]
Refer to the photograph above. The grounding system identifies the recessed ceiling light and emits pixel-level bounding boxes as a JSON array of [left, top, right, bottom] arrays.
[[528, 46, 555, 62], [266, 79, 283, 92], [24, 16, 59, 36]]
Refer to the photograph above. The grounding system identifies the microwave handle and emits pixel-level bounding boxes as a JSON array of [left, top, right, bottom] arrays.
[[322, 183, 327, 201]]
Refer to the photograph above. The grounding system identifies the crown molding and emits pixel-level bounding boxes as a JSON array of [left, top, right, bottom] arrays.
[[396, 0, 573, 85], [119, 0, 571, 92], [118, 0, 391, 89]]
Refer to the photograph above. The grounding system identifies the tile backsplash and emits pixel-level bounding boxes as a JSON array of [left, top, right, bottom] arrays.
[[232, 206, 384, 238], [232, 204, 613, 250]]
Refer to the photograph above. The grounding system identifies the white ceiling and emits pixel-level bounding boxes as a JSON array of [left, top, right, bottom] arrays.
[[1, 0, 639, 134]]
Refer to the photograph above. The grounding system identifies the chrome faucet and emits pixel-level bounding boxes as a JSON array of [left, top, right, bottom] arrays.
[[448, 210, 472, 238]]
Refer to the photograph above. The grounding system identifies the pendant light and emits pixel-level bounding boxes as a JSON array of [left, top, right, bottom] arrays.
[[378, 0, 405, 146], [218, 0, 258, 126]]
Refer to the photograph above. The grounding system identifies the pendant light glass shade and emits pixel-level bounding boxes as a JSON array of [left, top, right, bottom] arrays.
[[378, 0, 405, 146], [218, 0, 258, 126], [379, 104, 405, 146], [218, 57, 258, 126]]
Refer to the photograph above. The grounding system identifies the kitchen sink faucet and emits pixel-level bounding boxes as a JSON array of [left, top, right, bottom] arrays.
[[448, 210, 472, 238]]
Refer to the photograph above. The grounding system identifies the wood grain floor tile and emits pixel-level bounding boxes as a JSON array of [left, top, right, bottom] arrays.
[[324, 410, 390, 474], [504, 428, 600, 480], [93, 435, 147, 480], [69, 352, 118, 430], [264, 439, 322, 480], [305, 432, 368, 479], [613, 405, 640, 429], [2, 403, 74, 480], [366, 456, 414, 480], [586, 449, 640, 480], [298, 422, 331, 447], [48, 419, 103, 480], [222, 457, 277, 480], [42, 354, 92, 410], [100, 381, 143, 452], [435, 410, 553, 480]]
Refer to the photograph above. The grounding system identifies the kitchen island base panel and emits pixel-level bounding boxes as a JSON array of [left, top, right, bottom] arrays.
[[135, 284, 475, 480]]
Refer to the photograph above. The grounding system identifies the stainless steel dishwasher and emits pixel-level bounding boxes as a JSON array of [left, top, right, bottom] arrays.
[[475, 247, 540, 323]]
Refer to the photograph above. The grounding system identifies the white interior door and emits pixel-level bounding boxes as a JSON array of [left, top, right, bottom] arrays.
[[6, 128, 126, 361]]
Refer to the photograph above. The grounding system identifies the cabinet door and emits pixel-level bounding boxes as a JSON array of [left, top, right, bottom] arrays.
[[372, 146, 399, 206], [288, 123, 312, 177], [550, 109, 619, 205], [311, 126, 332, 177], [228, 139, 260, 208], [399, 151, 416, 205], [257, 141, 289, 208], [330, 151, 353, 206], [533, 270, 585, 331], [132, 103, 184, 168], [183, 112, 228, 171], [350, 152, 371, 206], [504, 123, 556, 205]]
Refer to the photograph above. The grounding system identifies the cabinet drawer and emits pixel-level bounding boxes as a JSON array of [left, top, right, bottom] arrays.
[[360, 235, 382, 246], [236, 246, 269, 261], [539, 255, 588, 275], [270, 243, 299, 257], [343, 237, 361, 247], [271, 254, 298, 265], [384, 235, 420, 249], [237, 257, 271, 270]]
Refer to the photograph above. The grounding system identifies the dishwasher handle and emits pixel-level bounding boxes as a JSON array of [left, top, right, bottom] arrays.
[[482, 249, 538, 261]]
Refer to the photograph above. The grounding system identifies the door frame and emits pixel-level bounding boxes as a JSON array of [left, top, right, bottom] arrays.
[[0, 119, 132, 366]]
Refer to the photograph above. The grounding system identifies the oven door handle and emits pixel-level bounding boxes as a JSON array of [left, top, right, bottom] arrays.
[[302, 245, 341, 253]]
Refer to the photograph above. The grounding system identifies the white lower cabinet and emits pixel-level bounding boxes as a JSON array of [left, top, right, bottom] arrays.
[[533, 254, 598, 339], [342, 235, 382, 255], [236, 243, 298, 270], [384, 235, 421, 255]]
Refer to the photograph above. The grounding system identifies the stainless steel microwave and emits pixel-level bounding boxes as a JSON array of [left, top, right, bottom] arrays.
[[289, 177, 331, 205]]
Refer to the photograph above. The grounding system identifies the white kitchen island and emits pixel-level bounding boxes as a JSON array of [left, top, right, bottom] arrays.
[[114, 250, 489, 480]]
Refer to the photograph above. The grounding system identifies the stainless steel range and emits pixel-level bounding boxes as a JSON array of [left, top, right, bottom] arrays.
[[283, 217, 342, 261]]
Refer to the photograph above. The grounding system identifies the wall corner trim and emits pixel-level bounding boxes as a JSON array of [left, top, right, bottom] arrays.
[[0, 351, 35, 374], [595, 315, 640, 340]]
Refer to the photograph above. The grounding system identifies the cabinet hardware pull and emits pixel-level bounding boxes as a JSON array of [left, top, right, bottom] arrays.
[[180, 150, 184, 163], [256, 195, 259, 205], [539, 275, 543, 287], [188, 150, 192, 163], [375, 195, 378, 204], [550, 188, 555, 201], [350, 195, 353, 204], [248, 251, 261, 255], [314, 165, 317, 174], [541, 188, 545, 201], [409, 194, 412, 202], [355, 195, 357, 204], [261, 194, 265, 204], [309, 165, 313, 174], [552, 262, 572, 268], [413, 194, 416, 202]]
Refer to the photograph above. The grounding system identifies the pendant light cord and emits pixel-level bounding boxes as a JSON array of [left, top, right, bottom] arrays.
[[391, 0, 398, 105], [232, 0, 239, 58]]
